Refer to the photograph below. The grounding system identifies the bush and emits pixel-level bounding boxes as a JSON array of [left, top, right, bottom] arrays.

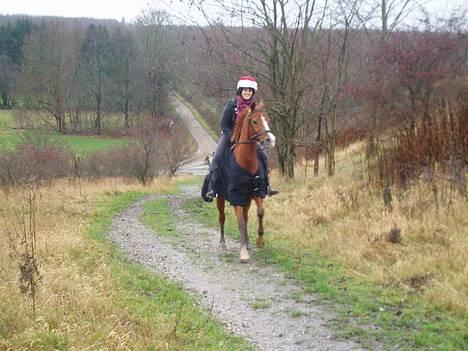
[[369, 96, 466, 200], [0, 143, 71, 190]]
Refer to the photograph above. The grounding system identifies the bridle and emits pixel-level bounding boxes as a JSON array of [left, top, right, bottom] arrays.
[[233, 109, 272, 146]]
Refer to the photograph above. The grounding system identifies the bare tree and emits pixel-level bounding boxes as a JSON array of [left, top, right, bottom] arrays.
[[355, 0, 418, 156], [135, 9, 174, 118], [191, 0, 328, 178], [160, 126, 193, 176], [0, 54, 17, 108], [320, 0, 360, 176], [18, 20, 74, 132], [79, 24, 111, 135], [109, 24, 136, 129], [126, 117, 164, 185]]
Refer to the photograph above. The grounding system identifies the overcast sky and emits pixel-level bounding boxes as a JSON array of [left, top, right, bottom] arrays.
[[0, 0, 465, 24]]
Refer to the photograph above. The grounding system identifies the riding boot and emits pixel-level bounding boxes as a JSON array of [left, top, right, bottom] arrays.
[[258, 147, 279, 197], [205, 164, 219, 199], [265, 172, 279, 196]]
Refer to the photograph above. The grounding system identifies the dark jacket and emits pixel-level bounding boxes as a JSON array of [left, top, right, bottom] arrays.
[[220, 98, 237, 138]]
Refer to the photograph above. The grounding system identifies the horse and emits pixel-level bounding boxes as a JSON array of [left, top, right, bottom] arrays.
[[208, 100, 276, 262]]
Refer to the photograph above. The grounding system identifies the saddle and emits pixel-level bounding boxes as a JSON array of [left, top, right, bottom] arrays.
[[201, 148, 267, 206]]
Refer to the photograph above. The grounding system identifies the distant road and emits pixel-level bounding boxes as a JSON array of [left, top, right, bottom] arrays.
[[170, 94, 217, 176]]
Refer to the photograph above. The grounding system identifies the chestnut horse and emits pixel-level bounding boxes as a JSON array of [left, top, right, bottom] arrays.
[[215, 100, 276, 262]]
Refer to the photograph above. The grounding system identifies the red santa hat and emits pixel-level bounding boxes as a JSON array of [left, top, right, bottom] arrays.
[[237, 76, 258, 91]]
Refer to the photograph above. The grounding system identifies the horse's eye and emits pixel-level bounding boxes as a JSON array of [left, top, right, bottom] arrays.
[[252, 120, 258, 125]]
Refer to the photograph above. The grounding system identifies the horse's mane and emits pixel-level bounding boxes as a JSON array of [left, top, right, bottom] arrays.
[[230, 106, 251, 144]]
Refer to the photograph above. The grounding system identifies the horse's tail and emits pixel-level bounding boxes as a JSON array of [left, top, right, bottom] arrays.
[[201, 173, 213, 202]]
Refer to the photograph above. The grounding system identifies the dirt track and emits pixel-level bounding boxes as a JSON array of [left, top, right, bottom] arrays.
[[106, 186, 379, 350], [170, 94, 217, 176]]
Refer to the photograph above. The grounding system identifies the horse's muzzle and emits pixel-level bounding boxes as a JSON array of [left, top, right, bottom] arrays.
[[264, 132, 276, 148]]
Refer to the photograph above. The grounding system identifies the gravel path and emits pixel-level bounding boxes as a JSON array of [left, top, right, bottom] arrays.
[[170, 94, 217, 176], [107, 186, 375, 351]]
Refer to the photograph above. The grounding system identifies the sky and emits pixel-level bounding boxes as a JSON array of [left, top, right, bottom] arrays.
[[0, 0, 466, 24]]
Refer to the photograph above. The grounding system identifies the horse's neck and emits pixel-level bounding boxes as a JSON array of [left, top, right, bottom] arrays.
[[234, 121, 258, 173], [234, 144, 258, 173]]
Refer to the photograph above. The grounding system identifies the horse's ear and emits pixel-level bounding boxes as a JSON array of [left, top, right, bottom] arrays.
[[250, 102, 256, 111], [257, 99, 265, 109]]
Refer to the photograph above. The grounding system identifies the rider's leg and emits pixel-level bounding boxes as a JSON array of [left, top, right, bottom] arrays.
[[206, 134, 229, 198], [258, 146, 279, 196]]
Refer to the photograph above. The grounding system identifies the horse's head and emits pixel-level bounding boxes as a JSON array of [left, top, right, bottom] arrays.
[[245, 100, 276, 148]]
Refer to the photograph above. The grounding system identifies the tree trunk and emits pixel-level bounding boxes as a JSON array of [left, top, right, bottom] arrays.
[[277, 141, 295, 178], [327, 136, 335, 176], [1, 92, 9, 108], [314, 109, 323, 176]]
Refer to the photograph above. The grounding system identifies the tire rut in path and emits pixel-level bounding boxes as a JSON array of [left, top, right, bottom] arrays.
[[107, 186, 374, 351]]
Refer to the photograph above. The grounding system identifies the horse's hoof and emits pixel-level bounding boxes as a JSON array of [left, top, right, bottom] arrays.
[[256, 237, 265, 248], [218, 243, 227, 250], [239, 246, 250, 263]]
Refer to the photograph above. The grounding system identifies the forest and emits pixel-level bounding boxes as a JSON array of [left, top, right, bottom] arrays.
[[0, 1, 466, 183]]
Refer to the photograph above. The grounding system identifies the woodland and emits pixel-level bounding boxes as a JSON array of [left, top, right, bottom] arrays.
[[0, 0, 466, 185]]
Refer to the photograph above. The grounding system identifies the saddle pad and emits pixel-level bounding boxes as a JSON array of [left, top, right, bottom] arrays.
[[224, 151, 267, 206]]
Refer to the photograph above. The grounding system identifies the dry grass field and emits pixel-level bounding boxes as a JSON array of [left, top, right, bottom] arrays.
[[0, 177, 247, 350], [0, 141, 466, 349], [267, 142, 467, 315]]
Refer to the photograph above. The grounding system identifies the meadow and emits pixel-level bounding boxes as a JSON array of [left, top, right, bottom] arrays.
[[0, 110, 128, 155]]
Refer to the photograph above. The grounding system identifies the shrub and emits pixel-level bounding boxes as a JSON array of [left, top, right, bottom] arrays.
[[0, 143, 71, 190]]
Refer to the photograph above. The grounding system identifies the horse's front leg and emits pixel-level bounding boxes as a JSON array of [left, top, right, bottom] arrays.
[[216, 197, 227, 250], [243, 200, 252, 250], [254, 197, 265, 248], [234, 206, 250, 262]]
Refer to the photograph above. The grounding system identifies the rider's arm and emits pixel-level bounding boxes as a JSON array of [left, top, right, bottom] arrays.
[[220, 99, 236, 138]]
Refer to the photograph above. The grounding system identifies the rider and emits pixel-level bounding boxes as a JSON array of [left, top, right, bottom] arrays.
[[206, 75, 279, 198]]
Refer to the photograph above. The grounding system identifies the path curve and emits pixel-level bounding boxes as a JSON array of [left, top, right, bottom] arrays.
[[107, 186, 377, 351], [170, 94, 217, 176]]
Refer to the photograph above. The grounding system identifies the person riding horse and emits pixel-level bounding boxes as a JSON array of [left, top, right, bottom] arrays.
[[205, 76, 278, 199]]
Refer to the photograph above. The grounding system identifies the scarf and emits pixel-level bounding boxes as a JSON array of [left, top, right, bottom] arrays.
[[236, 95, 254, 121]]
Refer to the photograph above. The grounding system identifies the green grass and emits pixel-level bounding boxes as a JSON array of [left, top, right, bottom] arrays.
[[251, 299, 272, 310], [58, 134, 127, 155], [0, 110, 14, 128], [183, 196, 468, 351], [0, 110, 128, 154], [140, 177, 204, 238], [0, 128, 127, 155], [140, 197, 179, 237], [0, 110, 18, 150], [85, 186, 251, 350]]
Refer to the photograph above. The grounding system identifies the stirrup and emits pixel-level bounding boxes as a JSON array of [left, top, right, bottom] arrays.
[[268, 186, 279, 196], [206, 190, 216, 199]]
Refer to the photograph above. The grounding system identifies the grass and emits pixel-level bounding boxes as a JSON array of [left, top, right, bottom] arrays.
[[0, 176, 250, 350], [183, 143, 468, 351], [0, 110, 128, 154], [139, 177, 203, 238], [251, 299, 272, 310], [140, 198, 179, 237]]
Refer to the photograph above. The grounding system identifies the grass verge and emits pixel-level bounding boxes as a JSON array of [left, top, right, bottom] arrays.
[[89, 190, 250, 350]]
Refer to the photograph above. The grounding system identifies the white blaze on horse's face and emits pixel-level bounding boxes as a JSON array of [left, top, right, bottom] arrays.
[[261, 114, 276, 147]]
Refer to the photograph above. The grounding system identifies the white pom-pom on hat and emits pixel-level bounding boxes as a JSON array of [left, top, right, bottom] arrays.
[[237, 76, 258, 91]]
